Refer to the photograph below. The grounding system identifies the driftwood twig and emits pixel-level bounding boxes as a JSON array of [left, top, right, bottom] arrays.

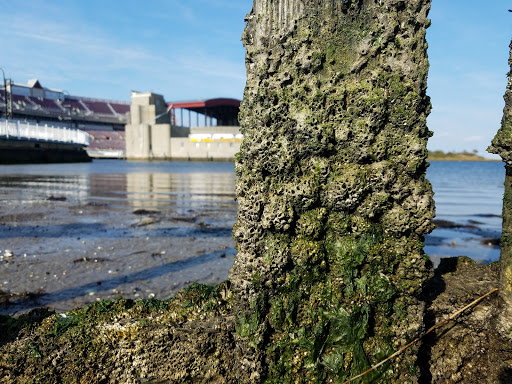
[[342, 287, 499, 384]]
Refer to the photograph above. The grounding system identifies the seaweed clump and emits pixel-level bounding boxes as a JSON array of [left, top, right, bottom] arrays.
[[0, 282, 239, 383]]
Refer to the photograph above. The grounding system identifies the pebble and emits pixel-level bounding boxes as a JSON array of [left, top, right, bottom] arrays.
[[3, 250, 13, 258], [137, 217, 156, 227]]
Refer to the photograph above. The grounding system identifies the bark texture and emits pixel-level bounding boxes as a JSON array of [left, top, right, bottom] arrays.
[[230, 0, 434, 382], [489, 41, 512, 338]]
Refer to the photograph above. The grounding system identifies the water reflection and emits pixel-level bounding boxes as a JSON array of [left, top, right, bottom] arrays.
[[0, 160, 238, 314], [0, 174, 90, 201], [124, 172, 236, 212], [0, 160, 506, 314], [0, 162, 237, 213]]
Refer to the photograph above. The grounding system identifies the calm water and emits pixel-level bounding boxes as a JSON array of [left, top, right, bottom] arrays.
[[0, 160, 236, 213], [425, 161, 504, 264], [0, 159, 505, 313], [0, 159, 505, 262]]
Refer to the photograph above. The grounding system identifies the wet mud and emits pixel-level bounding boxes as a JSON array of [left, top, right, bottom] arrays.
[[0, 163, 502, 316], [0, 162, 237, 315]]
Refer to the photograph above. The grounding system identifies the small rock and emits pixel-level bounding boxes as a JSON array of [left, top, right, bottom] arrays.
[[47, 195, 67, 202], [134, 217, 157, 227], [3, 250, 13, 258], [481, 238, 500, 247], [133, 208, 161, 215]]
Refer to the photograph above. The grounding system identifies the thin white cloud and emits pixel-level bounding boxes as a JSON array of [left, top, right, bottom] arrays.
[[464, 71, 507, 92], [0, 2, 246, 101], [178, 53, 246, 81], [464, 135, 484, 143], [147, 1, 199, 24], [2, 17, 139, 63], [430, 131, 450, 138]]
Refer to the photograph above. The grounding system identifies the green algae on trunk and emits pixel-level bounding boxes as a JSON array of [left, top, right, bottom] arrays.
[[230, 0, 434, 382]]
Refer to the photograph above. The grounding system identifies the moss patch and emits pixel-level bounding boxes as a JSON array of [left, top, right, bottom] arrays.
[[232, 1, 434, 382]]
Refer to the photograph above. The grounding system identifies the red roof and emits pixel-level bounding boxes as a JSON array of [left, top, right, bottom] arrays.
[[167, 98, 240, 126], [167, 98, 240, 110]]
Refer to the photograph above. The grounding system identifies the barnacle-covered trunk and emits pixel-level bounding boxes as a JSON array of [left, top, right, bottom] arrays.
[[488, 41, 512, 337], [230, 0, 434, 382]]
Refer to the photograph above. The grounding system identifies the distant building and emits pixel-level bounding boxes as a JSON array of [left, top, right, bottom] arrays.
[[1, 80, 242, 160], [2, 79, 130, 128], [10, 79, 62, 100], [1, 78, 130, 158], [125, 92, 242, 160], [125, 92, 172, 160]]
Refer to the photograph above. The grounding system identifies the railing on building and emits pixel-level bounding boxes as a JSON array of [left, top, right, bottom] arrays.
[[188, 133, 243, 142], [0, 119, 90, 146]]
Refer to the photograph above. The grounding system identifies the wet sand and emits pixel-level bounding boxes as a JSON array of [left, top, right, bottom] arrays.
[[0, 198, 236, 315], [0, 161, 237, 315], [0, 159, 504, 315]]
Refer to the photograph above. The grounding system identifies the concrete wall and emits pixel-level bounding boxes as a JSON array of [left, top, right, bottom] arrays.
[[170, 138, 241, 161], [189, 126, 241, 135], [126, 121, 151, 159], [151, 124, 171, 158], [125, 92, 172, 160], [126, 91, 242, 160]]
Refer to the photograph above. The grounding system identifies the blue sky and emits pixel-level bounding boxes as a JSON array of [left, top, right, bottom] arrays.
[[0, 0, 511, 157]]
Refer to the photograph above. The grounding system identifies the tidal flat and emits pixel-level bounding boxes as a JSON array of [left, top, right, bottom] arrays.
[[0, 159, 504, 315], [0, 160, 237, 315]]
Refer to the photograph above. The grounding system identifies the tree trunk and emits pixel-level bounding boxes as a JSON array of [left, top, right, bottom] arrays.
[[488, 41, 512, 338], [230, 1, 434, 382]]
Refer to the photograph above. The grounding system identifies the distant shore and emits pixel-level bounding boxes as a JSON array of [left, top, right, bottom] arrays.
[[428, 151, 499, 162]]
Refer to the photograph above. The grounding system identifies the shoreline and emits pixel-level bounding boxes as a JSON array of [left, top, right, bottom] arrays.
[[428, 151, 500, 162], [428, 158, 500, 162]]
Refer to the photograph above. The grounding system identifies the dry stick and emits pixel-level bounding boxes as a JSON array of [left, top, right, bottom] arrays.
[[342, 287, 499, 384]]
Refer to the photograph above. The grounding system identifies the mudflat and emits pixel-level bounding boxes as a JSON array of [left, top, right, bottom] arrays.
[[0, 189, 236, 315]]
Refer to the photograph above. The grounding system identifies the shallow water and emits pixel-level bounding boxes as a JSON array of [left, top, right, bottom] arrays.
[[0, 160, 237, 314], [425, 161, 504, 265], [0, 159, 506, 314]]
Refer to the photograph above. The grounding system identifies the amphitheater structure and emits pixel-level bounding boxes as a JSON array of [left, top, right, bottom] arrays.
[[0, 79, 242, 161]]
